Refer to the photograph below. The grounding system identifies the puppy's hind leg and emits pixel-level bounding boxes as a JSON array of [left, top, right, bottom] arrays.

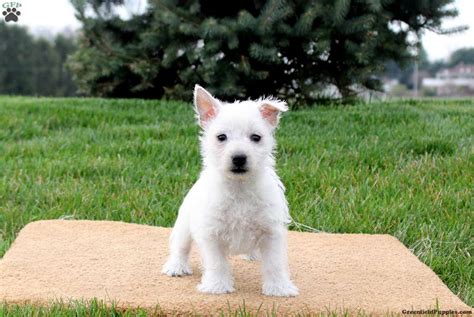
[[162, 211, 193, 277]]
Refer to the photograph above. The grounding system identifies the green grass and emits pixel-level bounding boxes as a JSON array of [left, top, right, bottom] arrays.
[[0, 300, 155, 317], [0, 300, 367, 317], [0, 97, 472, 314]]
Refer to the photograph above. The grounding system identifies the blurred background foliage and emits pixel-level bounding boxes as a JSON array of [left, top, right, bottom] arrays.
[[0, 0, 469, 104], [0, 24, 77, 97]]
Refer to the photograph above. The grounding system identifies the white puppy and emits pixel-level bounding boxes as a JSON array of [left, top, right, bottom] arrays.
[[162, 85, 298, 297]]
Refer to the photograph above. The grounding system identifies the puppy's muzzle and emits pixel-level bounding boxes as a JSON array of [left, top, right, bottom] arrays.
[[231, 154, 247, 174]]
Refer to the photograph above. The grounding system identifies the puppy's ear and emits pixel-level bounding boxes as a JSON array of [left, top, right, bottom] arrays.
[[259, 98, 288, 128], [194, 85, 220, 128]]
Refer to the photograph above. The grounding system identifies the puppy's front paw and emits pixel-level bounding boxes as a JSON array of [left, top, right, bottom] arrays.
[[262, 281, 299, 297], [197, 279, 235, 294], [162, 259, 192, 277]]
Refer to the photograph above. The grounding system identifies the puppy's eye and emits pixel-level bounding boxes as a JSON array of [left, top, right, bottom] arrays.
[[217, 134, 227, 142], [250, 134, 261, 142]]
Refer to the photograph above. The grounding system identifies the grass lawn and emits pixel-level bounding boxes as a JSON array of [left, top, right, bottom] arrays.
[[0, 97, 472, 313]]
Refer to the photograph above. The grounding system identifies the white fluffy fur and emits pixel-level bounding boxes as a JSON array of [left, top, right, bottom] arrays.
[[162, 85, 298, 297]]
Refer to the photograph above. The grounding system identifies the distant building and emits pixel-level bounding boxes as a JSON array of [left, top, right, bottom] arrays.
[[437, 63, 474, 79], [423, 63, 474, 96]]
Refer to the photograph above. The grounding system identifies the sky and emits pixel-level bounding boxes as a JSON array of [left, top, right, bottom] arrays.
[[422, 0, 474, 61], [6, 0, 474, 62]]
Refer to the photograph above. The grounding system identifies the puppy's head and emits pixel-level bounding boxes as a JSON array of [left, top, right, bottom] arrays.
[[194, 85, 287, 179]]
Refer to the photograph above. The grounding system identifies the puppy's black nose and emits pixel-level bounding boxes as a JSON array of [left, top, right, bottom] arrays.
[[232, 155, 247, 167]]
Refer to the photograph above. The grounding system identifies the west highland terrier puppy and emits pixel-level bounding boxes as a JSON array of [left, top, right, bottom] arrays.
[[162, 85, 298, 297]]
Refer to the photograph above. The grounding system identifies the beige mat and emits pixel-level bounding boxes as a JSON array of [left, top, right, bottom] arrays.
[[0, 220, 470, 315]]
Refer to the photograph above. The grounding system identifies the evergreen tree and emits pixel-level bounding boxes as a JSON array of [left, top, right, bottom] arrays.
[[69, 0, 460, 104]]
